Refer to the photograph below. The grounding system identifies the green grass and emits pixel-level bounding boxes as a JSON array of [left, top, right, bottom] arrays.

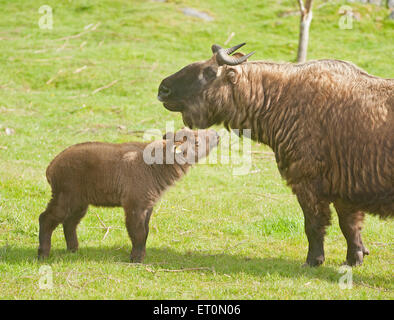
[[0, 0, 393, 299]]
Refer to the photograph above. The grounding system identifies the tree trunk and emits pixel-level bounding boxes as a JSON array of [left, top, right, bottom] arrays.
[[296, 0, 313, 63]]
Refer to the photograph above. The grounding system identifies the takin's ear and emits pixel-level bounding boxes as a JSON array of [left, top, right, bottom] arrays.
[[224, 53, 246, 84], [226, 67, 241, 84]]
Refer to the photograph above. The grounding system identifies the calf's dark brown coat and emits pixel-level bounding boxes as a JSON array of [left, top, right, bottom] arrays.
[[38, 128, 219, 262]]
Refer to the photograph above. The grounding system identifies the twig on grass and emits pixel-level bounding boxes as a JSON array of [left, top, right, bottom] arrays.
[[56, 22, 101, 41], [94, 212, 120, 241], [356, 281, 391, 292], [371, 242, 393, 247], [56, 40, 69, 52], [146, 266, 215, 274], [92, 80, 119, 94], [27, 56, 74, 63], [73, 65, 87, 74], [221, 240, 248, 254], [64, 269, 121, 289], [246, 192, 286, 202], [46, 69, 64, 85]]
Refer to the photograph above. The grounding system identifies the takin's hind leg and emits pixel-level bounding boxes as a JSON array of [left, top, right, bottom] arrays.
[[63, 204, 88, 253], [334, 201, 369, 266]]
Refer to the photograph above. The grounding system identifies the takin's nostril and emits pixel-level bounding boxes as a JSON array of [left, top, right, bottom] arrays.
[[159, 85, 171, 97]]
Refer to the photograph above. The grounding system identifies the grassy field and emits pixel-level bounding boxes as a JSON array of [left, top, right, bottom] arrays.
[[0, 0, 393, 299]]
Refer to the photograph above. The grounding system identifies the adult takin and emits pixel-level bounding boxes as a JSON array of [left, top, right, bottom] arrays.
[[38, 128, 219, 262], [158, 43, 394, 267]]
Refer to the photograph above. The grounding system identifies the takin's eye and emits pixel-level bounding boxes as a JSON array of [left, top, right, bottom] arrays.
[[202, 66, 217, 82]]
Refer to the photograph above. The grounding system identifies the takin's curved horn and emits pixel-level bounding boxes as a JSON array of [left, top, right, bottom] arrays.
[[224, 42, 246, 54], [211, 44, 222, 53], [211, 43, 244, 54], [214, 42, 255, 66]]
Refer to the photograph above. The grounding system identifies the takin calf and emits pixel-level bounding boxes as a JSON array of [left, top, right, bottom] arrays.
[[158, 43, 394, 267], [38, 128, 219, 262]]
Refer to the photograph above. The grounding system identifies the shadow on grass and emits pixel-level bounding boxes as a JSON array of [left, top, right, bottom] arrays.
[[1, 244, 391, 290]]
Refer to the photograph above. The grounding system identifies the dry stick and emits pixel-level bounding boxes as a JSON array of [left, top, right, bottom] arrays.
[[371, 242, 393, 247], [56, 39, 69, 52], [224, 32, 235, 45], [94, 212, 119, 240], [152, 267, 215, 273], [246, 191, 289, 201], [46, 69, 64, 85], [73, 65, 87, 74], [138, 117, 154, 125], [66, 268, 82, 289], [28, 56, 73, 62], [222, 240, 248, 254], [64, 269, 121, 289], [56, 22, 101, 41], [357, 282, 390, 292], [92, 80, 119, 95]]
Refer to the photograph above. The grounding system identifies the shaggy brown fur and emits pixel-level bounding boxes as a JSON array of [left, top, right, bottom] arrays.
[[158, 47, 394, 266], [38, 128, 219, 262]]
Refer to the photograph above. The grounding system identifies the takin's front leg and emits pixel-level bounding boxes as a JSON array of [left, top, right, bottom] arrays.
[[334, 201, 369, 266], [123, 204, 152, 263], [294, 187, 332, 267]]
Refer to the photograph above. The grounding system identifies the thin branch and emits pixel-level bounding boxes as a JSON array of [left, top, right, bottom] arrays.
[[356, 282, 390, 292], [224, 32, 235, 45], [152, 267, 215, 273], [94, 212, 119, 241], [56, 22, 101, 41], [73, 65, 87, 74], [95, 212, 107, 229], [46, 69, 64, 85], [92, 79, 119, 94], [222, 240, 248, 254]]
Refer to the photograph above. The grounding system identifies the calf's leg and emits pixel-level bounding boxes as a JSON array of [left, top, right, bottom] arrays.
[[38, 193, 68, 259], [144, 208, 153, 244], [63, 204, 88, 253], [334, 201, 369, 266], [123, 204, 152, 263]]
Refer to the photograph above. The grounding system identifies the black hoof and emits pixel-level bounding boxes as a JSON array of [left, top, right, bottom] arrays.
[[304, 255, 325, 267], [344, 250, 364, 267]]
